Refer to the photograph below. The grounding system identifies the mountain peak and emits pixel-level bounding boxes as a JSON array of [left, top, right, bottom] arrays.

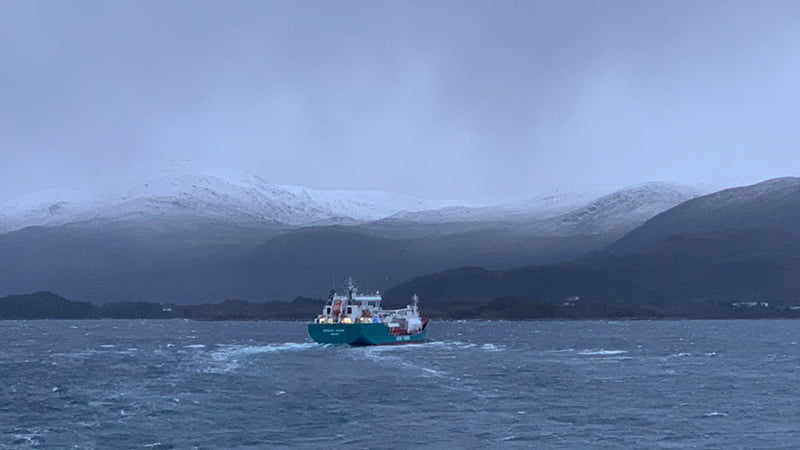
[[525, 181, 704, 236]]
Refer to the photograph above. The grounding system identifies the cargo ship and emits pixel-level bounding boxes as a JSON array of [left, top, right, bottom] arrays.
[[308, 279, 430, 346]]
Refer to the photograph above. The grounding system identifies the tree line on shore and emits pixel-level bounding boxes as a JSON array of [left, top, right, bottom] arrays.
[[2, 291, 799, 321], [0, 292, 324, 320]]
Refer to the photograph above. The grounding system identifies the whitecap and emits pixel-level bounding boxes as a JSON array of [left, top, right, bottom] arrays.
[[200, 342, 318, 373], [352, 347, 448, 378], [184, 344, 206, 349], [424, 340, 477, 349], [578, 349, 627, 356], [202, 361, 239, 374], [214, 342, 317, 356], [703, 411, 728, 418], [546, 348, 576, 354], [480, 343, 504, 352], [421, 367, 446, 376], [13, 434, 40, 446], [99, 344, 115, 348]]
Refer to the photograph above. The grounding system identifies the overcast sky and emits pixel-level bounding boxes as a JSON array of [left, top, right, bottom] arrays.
[[2, 0, 800, 203]]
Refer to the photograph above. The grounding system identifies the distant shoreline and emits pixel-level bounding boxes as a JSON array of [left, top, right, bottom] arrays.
[[3, 315, 800, 323], [3, 291, 799, 321]]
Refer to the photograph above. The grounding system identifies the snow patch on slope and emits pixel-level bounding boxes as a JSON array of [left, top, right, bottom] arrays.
[[388, 190, 594, 224], [530, 182, 704, 235]]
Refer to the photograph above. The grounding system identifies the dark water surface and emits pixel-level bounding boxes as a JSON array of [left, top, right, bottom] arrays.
[[2, 320, 800, 449]]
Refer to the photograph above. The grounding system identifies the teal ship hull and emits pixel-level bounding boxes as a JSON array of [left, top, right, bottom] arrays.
[[308, 322, 429, 346]]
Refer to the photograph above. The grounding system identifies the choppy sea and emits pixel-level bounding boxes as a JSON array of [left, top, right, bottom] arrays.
[[2, 319, 800, 449]]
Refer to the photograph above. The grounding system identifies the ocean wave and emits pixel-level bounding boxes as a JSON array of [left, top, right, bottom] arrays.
[[213, 342, 318, 356], [199, 342, 320, 373], [51, 349, 97, 359], [353, 346, 448, 378], [423, 340, 478, 349], [360, 340, 482, 352], [578, 349, 628, 356], [480, 343, 505, 352], [12, 433, 41, 447], [497, 435, 520, 442]]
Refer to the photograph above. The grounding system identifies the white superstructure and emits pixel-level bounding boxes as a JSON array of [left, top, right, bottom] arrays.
[[315, 279, 424, 335]]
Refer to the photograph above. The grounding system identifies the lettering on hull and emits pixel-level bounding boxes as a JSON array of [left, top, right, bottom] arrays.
[[321, 328, 346, 336]]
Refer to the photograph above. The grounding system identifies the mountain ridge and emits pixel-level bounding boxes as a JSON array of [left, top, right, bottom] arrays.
[[0, 171, 708, 303], [607, 177, 800, 255], [0, 170, 482, 233], [0, 170, 702, 234], [385, 176, 800, 309]]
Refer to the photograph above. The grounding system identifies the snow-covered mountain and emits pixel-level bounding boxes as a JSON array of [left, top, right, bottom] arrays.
[[527, 182, 705, 236], [383, 182, 704, 237], [387, 190, 593, 224], [0, 169, 705, 236], [609, 177, 800, 254], [0, 170, 483, 233], [0, 171, 712, 303]]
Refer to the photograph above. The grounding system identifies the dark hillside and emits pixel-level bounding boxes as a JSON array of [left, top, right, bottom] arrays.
[[609, 177, 800, 255], [0, 292, 95, 319], [385, 228, 800, 308]]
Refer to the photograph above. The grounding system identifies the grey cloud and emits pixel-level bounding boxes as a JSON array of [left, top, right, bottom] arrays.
[[1, 0, 800, 203]]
